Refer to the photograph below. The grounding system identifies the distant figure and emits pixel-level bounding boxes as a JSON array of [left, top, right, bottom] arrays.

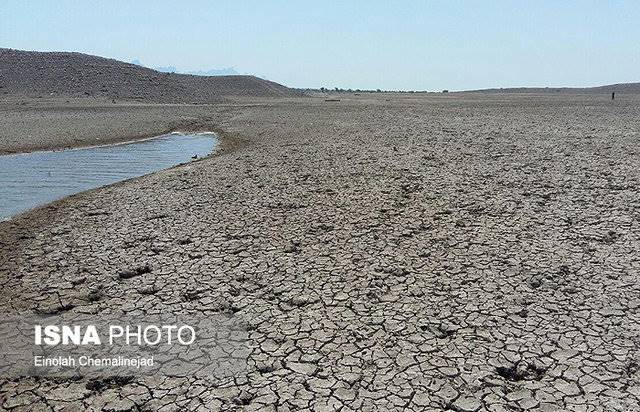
[[612, 92, 615, 100]]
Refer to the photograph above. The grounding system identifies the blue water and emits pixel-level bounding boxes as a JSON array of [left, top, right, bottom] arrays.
[[0, 133, 217, 220]]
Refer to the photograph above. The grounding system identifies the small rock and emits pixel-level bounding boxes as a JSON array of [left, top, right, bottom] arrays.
[[452, 396, 481, 412], [287, 361, 317, 375], [118, 263, 151, 279]]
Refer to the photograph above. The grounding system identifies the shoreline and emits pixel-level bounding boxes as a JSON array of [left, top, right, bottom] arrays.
[[0, 97, 262, 155], [0, 99, 250, 252], [0, 119, 251, 228], [0, 130, 218, 156]]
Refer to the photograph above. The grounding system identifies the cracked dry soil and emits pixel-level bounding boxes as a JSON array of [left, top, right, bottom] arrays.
[[1, 94, 640, 411]]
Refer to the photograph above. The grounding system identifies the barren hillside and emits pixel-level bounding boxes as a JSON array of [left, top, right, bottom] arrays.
[[0, 48, 300, 101]]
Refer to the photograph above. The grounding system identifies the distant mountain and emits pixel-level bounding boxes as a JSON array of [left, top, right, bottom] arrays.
[[130, 59, 239, 76], [464, 83, 640, 94], [152, 65, 178, 73], [185, 67, 238, 76], [0, 48, 300, 101]]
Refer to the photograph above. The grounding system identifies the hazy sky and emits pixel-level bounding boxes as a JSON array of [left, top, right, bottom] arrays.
[[2, 0, 639, 91]]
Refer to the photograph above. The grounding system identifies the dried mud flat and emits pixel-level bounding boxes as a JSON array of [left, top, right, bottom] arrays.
[[1, 94, 640, 411]]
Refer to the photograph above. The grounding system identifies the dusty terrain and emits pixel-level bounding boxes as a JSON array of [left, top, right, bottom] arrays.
[[1, 93, 640, 411]]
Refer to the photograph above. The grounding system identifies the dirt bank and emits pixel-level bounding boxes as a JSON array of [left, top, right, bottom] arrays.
[[0, 96, 279, 154]]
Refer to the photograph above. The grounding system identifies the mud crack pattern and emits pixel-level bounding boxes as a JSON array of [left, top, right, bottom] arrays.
[[1, 94, 640, 411]]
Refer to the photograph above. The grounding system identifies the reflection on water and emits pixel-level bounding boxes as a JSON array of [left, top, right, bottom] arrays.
[[0, 133, 217, 220]]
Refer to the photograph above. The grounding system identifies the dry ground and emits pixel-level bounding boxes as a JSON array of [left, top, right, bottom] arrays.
[[1, 93, 640, 411]]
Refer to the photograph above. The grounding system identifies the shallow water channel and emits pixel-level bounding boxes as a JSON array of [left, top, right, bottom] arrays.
[[0, 132, 218, 220]]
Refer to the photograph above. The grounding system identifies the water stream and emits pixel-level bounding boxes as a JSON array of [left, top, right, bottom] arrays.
[[0, 132, 218, 220]]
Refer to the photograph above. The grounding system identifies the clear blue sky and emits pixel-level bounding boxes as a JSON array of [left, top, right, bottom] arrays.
[[1, 0, 639, 91]]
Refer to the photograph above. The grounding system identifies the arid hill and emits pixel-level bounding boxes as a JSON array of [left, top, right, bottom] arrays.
[[465, 82, 640, 94], [0, 48, 300, 101]]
